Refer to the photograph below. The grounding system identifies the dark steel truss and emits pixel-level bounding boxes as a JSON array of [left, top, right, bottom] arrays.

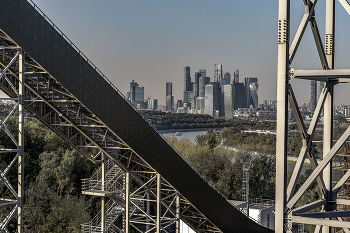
[[0, 29, 220, 233]]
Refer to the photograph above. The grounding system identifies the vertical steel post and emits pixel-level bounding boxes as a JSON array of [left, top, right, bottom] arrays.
[[156, 174, 161, 233], [17, 50, 24, 233], [176, 194, 180, 233], [101, 153, 105, 231], [276, 0, 290, 232], [146, 190, 150, 232], [125, 171, 130, 233], [323, 1, 335, 232]]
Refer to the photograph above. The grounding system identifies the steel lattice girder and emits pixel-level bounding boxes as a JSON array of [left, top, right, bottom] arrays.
[[276, 0, 350, 232]]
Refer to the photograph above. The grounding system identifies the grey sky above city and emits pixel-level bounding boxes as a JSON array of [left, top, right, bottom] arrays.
[[3, 0, 350, 105]]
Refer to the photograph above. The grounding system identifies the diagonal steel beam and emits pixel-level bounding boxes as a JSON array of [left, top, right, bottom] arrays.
[[309, 16, 329, 69], [339, 0, 350, 15], [292, 199, 326, 214], [289, 0, 318, 63], [287, 86, 327, 200], [337, 217, 350, 233], [288, 85, 307, 138], [332, 168, 350, 195], [287, 125, 350, 209]]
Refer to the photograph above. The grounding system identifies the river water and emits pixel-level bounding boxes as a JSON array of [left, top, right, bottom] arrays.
[[161, 130, 309, 174]]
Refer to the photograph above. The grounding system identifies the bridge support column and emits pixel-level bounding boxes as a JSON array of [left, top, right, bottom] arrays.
[[323, 0, 335, 232], [276, 0, 290, 232], [101, 153, 106, 232], [156, 173, 161, 233], [176, 193, 180, 233], [125, 171, 130, 233], [17, 50, 24, 233]]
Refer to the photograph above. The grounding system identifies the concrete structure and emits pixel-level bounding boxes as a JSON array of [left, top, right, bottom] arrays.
[[166, 82, 173, 112], [214, 64, 223, 83]]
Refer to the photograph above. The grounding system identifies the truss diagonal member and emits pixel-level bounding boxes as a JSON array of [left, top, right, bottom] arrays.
[[337, 217, 350, 233], [287, 86, 327, 200], [332, 168, 350, 195], [0, 176, 18, 199], [288, 85, 307, 138], [314, 225, 321, 233], [2, 124, 18, 147], [339, 0, 350, 15], [287, 125, 350, 209], [0, 204, 18, 230], [291, 199, 326, 214], [0, 103, 19, 131], [131, 175, 156, 196], [309, 16, 329, 69], [1, 153, 19, 177], [289, 0, 318, 63]]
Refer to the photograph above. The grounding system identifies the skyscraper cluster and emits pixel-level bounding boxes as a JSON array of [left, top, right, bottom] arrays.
[[179, 65, 259, 118]]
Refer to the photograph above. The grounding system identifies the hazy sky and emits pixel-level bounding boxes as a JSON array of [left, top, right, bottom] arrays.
[[3, 0, 350, 105]]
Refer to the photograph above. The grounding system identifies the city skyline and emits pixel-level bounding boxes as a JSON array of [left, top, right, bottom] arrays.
[[1, 0, 349, 106]]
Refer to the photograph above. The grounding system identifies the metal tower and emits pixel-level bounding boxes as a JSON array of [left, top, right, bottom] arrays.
[[276, 0, 350, 232]]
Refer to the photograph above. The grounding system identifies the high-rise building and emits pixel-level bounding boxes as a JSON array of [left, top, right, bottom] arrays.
[[224, 84, 235, 119], [249, 82, 259, 109], [245, 77, 258, 108], [184, 66, 192, 91], [194, 72, 201, 97], [309, 80, 317, 112], [214, 64, 223, 83], [194, 69, 206, 98], [147, 99, 158, 111], [183, 91, 194, 107], [205, 84, 214, 116], [166, 82, 173, 112], [130, 80, 144, 102], [199, 77, 210, 98], [222, 72, 231, 85], [199, 69, 206, 77], [204, 83, 220, 117], [234, 70, 239, 83], [233, 83, 246, 110]]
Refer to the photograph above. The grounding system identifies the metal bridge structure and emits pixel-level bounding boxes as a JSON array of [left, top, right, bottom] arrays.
[[276, 0, 350, 232], [0, 0, 273, 233]]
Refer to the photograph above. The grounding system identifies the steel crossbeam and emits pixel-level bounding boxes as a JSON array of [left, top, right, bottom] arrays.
[[276, 0, 350, 232]]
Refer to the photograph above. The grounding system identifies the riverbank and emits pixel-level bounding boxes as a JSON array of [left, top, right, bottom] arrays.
[[157, 128, 223, 134]]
